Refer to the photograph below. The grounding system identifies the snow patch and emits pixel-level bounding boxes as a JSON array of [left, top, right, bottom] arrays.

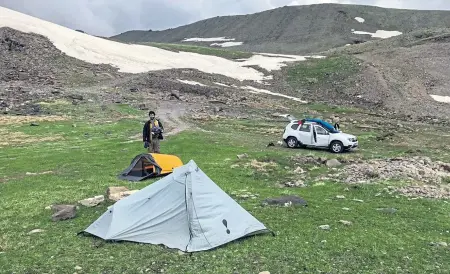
[[355, 17, 365, 23], [430, 95, 450, 103], [210, 42, 243, 47], [239, 55, 325, 71], [214, 82, 231, 87], [177, 79, 207, 86], [240, 86, 307, 103], [0, 7, 270, 81], [182, 37, 235, 42], [352, 30, 402, 39], [0, 7, 321, 82]]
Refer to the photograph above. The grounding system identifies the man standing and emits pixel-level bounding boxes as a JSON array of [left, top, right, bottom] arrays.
[[333, 115, 341, 131], [143, 111, 164, 153]]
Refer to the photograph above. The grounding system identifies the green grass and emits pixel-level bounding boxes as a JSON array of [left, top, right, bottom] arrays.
[[286, 56, 361, 89], [141, 42, 253, 60], [1, 115, 449, 273]]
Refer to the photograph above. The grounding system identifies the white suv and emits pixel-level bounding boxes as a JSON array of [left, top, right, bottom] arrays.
[[282, 120, 358, 153]]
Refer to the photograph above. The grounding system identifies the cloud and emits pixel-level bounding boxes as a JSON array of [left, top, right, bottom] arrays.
[[1, 0, 450, 37]]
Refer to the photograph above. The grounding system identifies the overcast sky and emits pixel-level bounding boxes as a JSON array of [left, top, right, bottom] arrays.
[[1, 0, 450, 37]]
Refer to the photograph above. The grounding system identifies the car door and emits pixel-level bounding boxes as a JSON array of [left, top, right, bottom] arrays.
[[297, 123, 312, 145], [314, 125, 330, 147]]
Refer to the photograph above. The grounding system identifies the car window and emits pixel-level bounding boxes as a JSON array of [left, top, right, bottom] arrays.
[[299, 124, 310, 132], [315, 126, 328, 135], [291, 123, 299, 130]]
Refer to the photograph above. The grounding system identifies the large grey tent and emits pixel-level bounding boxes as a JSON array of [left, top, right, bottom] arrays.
[[83, 160, 272, 252]]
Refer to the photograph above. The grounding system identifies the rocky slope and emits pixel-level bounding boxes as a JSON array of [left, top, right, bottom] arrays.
[[111, 4, 450, 54], [0, 27, 298, 117]]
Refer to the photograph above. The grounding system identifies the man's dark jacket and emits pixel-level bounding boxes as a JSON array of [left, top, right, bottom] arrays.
[[143, 119, 164, 142]]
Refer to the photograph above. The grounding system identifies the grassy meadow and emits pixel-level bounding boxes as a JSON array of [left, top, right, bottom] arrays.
[[0, 103, 449, 274]]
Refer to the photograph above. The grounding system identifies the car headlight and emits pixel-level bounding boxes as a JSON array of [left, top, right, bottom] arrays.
[[348, 138, 357, 142]]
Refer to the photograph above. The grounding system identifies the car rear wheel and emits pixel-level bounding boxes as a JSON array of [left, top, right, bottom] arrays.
[[286, 137, 298, 148], [330, 141, 344, 153]]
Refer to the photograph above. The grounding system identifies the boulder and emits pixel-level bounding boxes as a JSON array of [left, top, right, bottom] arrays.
[[326, 159, 342, 168], [51, 204, 77, 221]]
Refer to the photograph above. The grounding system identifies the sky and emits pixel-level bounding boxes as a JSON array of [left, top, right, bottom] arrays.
[[1, 0, 450, 37]]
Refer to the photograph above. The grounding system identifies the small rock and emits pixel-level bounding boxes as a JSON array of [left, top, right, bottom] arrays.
[[326, 159, 341, 168], [293, 166, 305, 174], [430, 242, 448, 247], [339, 220, 352, 225], [262, 195, 307, 207], [284, 180, 307, 188], [237, 153, 248, 159], [107, 186, 139, 202], [78, 195, 104, 207], [352, 199, 364, 203], [319, 225, 330, 230], [336, 195, 346, 199], [28, 229, 44, 234], [68, 94, 83, 100], [342, 207, 350, 211], [75, 266, 82, 270], [377, 208, 398, 214], [259, 272, 270, 274], [170, 90, 181, 100]]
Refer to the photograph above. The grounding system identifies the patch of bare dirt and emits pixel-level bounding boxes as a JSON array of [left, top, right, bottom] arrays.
[[0, 129, 63, 146], [0, 114, 66, 125]]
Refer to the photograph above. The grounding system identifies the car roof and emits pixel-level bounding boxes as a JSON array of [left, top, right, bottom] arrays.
[[289, 120, 313, 125]]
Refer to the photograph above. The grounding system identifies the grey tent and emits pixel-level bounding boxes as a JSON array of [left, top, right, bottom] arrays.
[[118, 153, 183, 182], [83, 160, 272, 252]]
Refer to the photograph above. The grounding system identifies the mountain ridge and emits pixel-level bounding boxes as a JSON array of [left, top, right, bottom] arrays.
[[110, 4, 450, 54]]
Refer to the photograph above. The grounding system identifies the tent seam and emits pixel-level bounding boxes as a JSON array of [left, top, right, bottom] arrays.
[[184, 174, 194, 252]]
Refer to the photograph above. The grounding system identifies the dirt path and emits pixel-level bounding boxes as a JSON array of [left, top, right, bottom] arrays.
[[155, 100, 190, 137], [129, 99, 199, 141]]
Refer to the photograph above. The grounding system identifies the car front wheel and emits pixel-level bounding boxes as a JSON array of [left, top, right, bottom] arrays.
[[286, 137, 298, 148], [330, 141, 344, 153]]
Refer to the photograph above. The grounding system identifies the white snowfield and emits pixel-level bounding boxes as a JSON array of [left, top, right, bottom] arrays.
[[352, 29, 402, 39], [182, 37, 235, 42], [355, 17, 365, 23], [0, 7, 320, 83], [240, 86, 307, 103], [210, 41, 243, 47], [177, 79, 206, 86], [430, 95, 450, 103], [237, 54, 324, 71]]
